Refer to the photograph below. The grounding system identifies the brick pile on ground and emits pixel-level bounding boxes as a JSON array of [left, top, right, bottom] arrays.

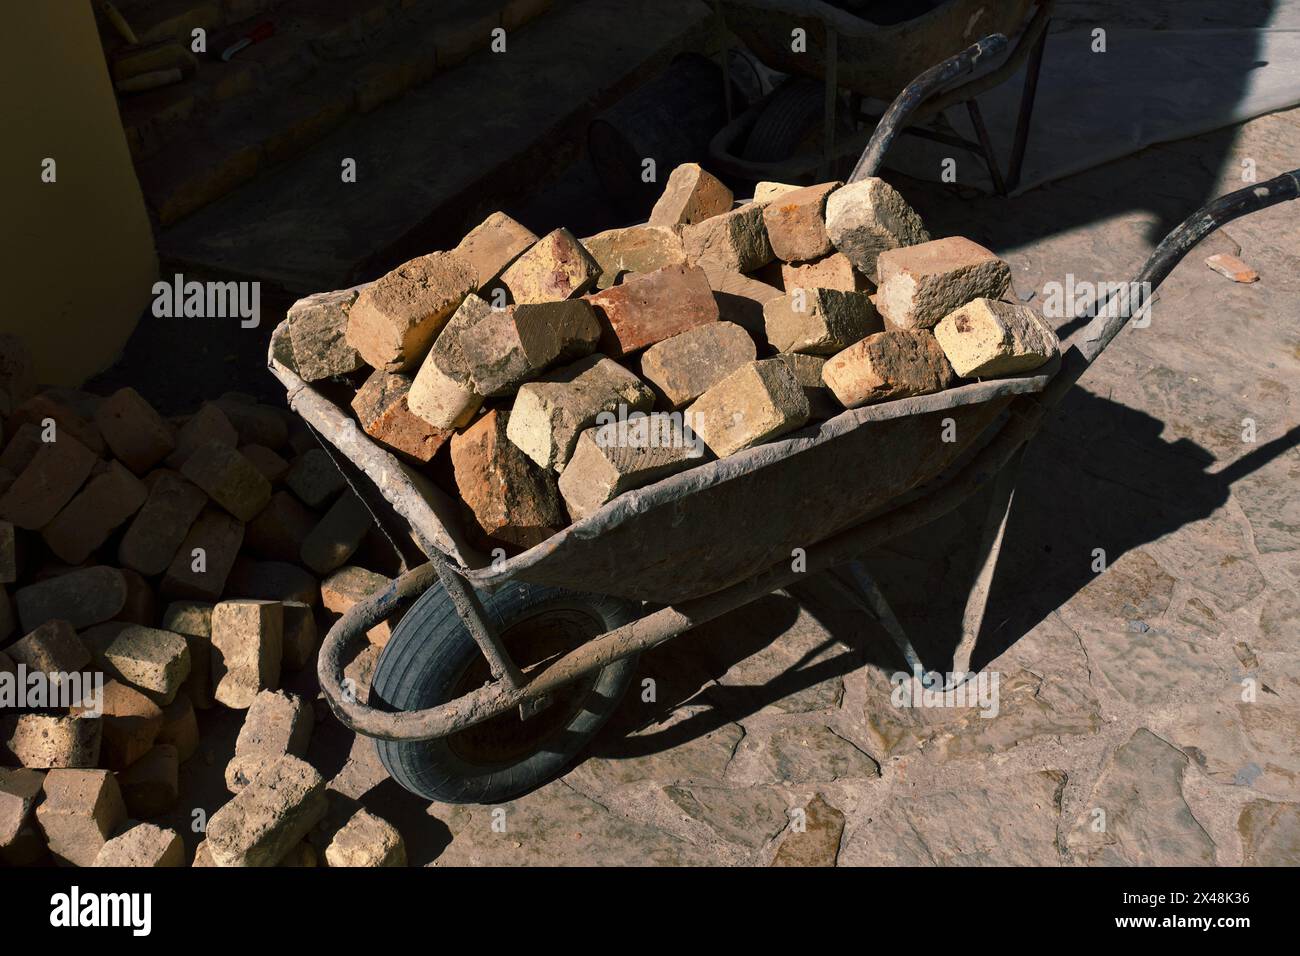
[[277, 164, 1060, 553], [0, 341, 406, 867]]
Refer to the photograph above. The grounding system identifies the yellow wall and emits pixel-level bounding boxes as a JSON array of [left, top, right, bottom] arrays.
[[0, 1, 157, 385]]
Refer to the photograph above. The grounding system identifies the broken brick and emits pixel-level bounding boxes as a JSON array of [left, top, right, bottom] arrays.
[[286, 288, 365, 381], [160, 510, 245, 602], [648, 162, 734, 228], [640, 321, 756, 408], [682, 202, 773, 273], [92, 387, 176, 475], [42, 461, 147, 564], [762, 181, 840, 263], [460, 300, 602, 397], [764, 288, 882, 355], [822, 329, 956, 408], [36, 769, 127, 867], [211, 599, 283, 708], [689, 359, 811, 458], [350, 369, 452, 463], [0, 432, 97, 531], [933, 297, 1059, 377], [875, 237, 1011, 331], [118, 471, 208, 576], [453, 211, 539, 292], [586, 264, 719, 357], [16, 566, 128, 632], [180, 440, 272, 521], [500, 227, 601, 304]]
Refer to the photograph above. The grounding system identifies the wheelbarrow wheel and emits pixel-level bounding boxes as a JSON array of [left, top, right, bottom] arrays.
[[369, 580, 640, 804]]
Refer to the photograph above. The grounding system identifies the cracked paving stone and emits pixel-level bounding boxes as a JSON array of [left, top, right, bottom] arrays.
[[842, 771, 1065, 866], [860, 664, 1100, 761], [770, 794, 844, 867], [567, 718, 743, 790], [431, 781, 714, 866], [753, 725, 880, 784], [1232, 451, 1300, 554], [1237, 799, 1300, 865], [1154, 516, 1266, 613], [1075, 625, 1228, 707], [1258, 588, 1299, 652], [663, 785, 789, 850], [1170, 685, 1300, 800], [1067, 728, 1217, 866], [1059, 549, 1174, 625]]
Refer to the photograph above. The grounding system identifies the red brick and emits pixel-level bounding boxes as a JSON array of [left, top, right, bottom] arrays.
[[586, 264, 719, 357], [93, 387, 176, 474]]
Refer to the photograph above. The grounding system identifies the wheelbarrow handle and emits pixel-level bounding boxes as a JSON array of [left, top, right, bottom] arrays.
[[849, 32, 1010, 184], [1046, 168, 1300, 403]]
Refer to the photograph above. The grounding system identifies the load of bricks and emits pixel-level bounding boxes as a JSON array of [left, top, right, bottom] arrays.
[[275, 165, 1060, 553], [0, 343, 406, 867]]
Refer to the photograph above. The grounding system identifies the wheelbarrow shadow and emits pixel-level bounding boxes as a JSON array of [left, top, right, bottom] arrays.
[[583, 387, 1298, 766]]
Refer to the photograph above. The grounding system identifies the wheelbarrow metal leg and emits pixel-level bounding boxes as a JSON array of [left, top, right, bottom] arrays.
[[1006, 12, 1049, 194], [431, 557, 526, 692], [965, 97, 1008, 196], [949, 445, 1025, 682], [839, 560, 931, 683]]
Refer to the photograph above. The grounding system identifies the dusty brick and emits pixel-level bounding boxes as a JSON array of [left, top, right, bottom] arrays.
[[321, 566, 395, 646], [213, 397, 288, 449], [225, 690, 313, 792], [158, 693, 199, 761], [689, 359, 811, 458], [702, 268, 782, 339], [501, 227, 601, 304], [100, 625, 191, 704], [206, 754, 327, 867], [211, 600, 283, 708], [450, 411, 566, 552], [933, 297, 1059, 377], [640, 322, 756, 408], [280, 601, 318, 671], [161, 601, 213, 709], [160, 510, 245, 602], [0, 432, 97, 531], [225, 558, 319, 606], [0, 520, 14, 583], [649, 162, 734, 227], [453, 211, 539, 292], [117, 743, 179, 817], [782, 252, 868, 293], [822, 329, 956, 408], [238, 444, 290, 483], [93, 387, 176, 475], [407, 293, 490, 429], [166, 402, 238, 469], [36, 769, 127, 867], [181, 441, 272, 521], [73, 679, 161, 770], [9, 394, 105, 455], [507, 356, 655, 472], [754, 181, 800, 202], [875, 237, 1011, 331], [345, 252, 477, 372], [461, 300, 602, 397], [118, 471, 208, 575], [0, 424, 42, 475], [826, 177, 930, 279], [773, 353, 839, 418], [286, 288, 365, 381], [351, 369, 452, 462], [300, 493, 371, 575], [762, 181, 840, 263], [764, 288, 881, 355], [682, 202, 773, 273], [0, 767, 44, 864], [16, 566, 128, 632], [582, 224, 686, 289], [285, 449, 346, 508], [558, 419, 698, 520], [246, 491, 318, 562], [94, 822, 184, 866], [325, 809, 406, 867], [42, 461, 147, 565], [586, 264, 719, 357], [1, 715, 102, 769], [5, 619, 90, 673]]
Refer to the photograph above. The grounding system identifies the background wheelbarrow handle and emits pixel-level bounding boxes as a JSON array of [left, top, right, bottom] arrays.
[[849, 32, 1009, 184], [1046, 168, 1300, 404]]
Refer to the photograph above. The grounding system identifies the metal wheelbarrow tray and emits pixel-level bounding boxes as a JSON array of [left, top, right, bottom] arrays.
[[270, 38, 1300, 804]]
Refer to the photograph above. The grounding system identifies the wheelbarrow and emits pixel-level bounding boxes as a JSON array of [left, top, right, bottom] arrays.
[[708, 0, 1054, 194], [269, 40, 1299, 805]]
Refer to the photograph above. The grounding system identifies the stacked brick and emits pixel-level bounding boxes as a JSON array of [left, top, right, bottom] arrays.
[[0, 342, 405, 866], [278, 166, 1059, 554]]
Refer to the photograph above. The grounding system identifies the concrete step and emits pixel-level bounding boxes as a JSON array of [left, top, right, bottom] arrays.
[[157, 0, 714, 296]]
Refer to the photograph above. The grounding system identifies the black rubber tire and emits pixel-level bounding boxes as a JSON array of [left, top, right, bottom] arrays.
[[743, 76, 826, 163], [370, 580, 640, 804]]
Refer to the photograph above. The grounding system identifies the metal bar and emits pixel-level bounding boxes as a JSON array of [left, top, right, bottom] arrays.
[[822, 24, 838, 179], [949, 444, 1024, 681], [923, 1, 1054, 118], [1005, 11, 1050, 194], [431, 555, 526, 690], [849, 32, 1009, 183], [965, 97, 1007, 196], [840, 561, 928, 679], [714, 0, 734, 124]]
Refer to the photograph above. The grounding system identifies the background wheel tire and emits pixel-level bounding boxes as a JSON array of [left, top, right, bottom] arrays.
[[370, 580, 640, 804]]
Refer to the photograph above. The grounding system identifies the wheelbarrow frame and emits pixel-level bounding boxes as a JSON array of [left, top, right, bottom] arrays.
[[284, 39, 1300, 745], [708, 0, 1055, 193]]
